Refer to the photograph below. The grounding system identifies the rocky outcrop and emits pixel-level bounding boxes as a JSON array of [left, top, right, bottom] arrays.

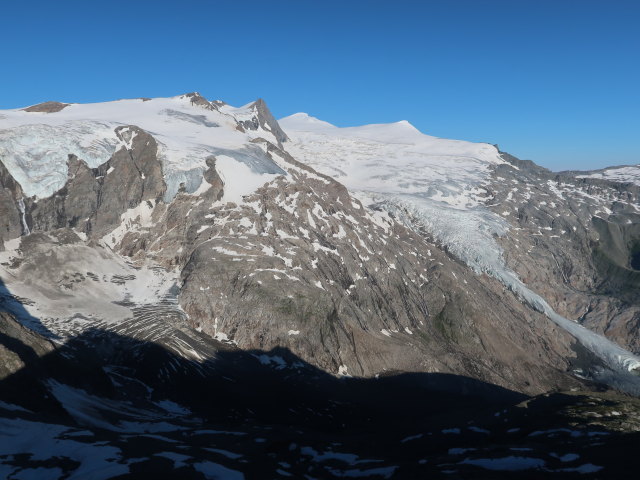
[[22, 101, 69, 113], [27, 125, 166, 239], [26, 155, 99, 234], [0, 312, 55, 381], [0, 160, 27, 245], [182, 92, 219, 111], [202, 155, 225, 196], [238, 98, 289, 145], [90, 126, 166, 237]]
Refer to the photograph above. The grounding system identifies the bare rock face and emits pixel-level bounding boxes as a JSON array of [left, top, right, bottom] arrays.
[[182, 92, 219, 111], [22, 101, 69, 113], [237, 99, 289, 146], [0, 160, 26, 245], [202, 156, 224, 195], [27, 155, 98, 233], [487, 151, 640, 353], [90, 126, 166, 237], [0, 312, 55, 381], [27, 126, 166, 239]]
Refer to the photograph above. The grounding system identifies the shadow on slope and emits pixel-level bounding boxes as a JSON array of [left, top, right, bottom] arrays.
[[0, 320, 527, 433], [2, 278, 639, 479], [0, 275, 58, 339]]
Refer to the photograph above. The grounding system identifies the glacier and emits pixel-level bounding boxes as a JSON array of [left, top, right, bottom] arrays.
[[0, 95, 286, 202], [280, 113, 640, 393]]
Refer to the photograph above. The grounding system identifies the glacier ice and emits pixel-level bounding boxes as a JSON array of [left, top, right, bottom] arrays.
[[0, 122, 120, 198], [0, 95, 287, 202]]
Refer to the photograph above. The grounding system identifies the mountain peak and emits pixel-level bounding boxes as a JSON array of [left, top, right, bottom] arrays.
[[235, 98, 289, 145], [178, 92, 217, 111], [395, 119, 418, 130], [279, 112, 336, 132]]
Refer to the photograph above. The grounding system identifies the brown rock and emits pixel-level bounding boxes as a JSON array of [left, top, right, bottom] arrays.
[[22, 101, 69, 113]]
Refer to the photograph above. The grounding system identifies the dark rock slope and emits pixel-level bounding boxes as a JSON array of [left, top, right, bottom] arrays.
[[0, 160, 27, 245], [0, 307, 638, 479]]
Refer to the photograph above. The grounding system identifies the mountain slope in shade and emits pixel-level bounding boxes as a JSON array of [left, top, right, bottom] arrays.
[[3, 309, 639, 479]]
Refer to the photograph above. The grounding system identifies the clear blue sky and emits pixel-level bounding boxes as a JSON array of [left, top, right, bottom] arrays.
[[1, 0, 638, 171]]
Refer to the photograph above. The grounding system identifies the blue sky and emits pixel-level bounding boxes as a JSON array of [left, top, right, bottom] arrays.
[[1, 0, 638, 170]]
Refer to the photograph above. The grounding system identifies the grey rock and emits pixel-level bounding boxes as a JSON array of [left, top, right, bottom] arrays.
[[182, 92, 219, 111], [203, 156, 225, 197], [0, 312, 55, 381], [0, 159, 26, 242], [238, 98, 289, 146], [27, 126, 166, 239]]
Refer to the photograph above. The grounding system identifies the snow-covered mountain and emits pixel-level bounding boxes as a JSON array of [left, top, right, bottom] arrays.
[[1, 94, 639, 478], [0, 93, 285, 201], [280, 113, 640, 384]]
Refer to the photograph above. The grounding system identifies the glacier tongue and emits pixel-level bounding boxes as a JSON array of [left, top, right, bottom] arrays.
[[281, 114, 640, 392], [374, 193, 640, 381]]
